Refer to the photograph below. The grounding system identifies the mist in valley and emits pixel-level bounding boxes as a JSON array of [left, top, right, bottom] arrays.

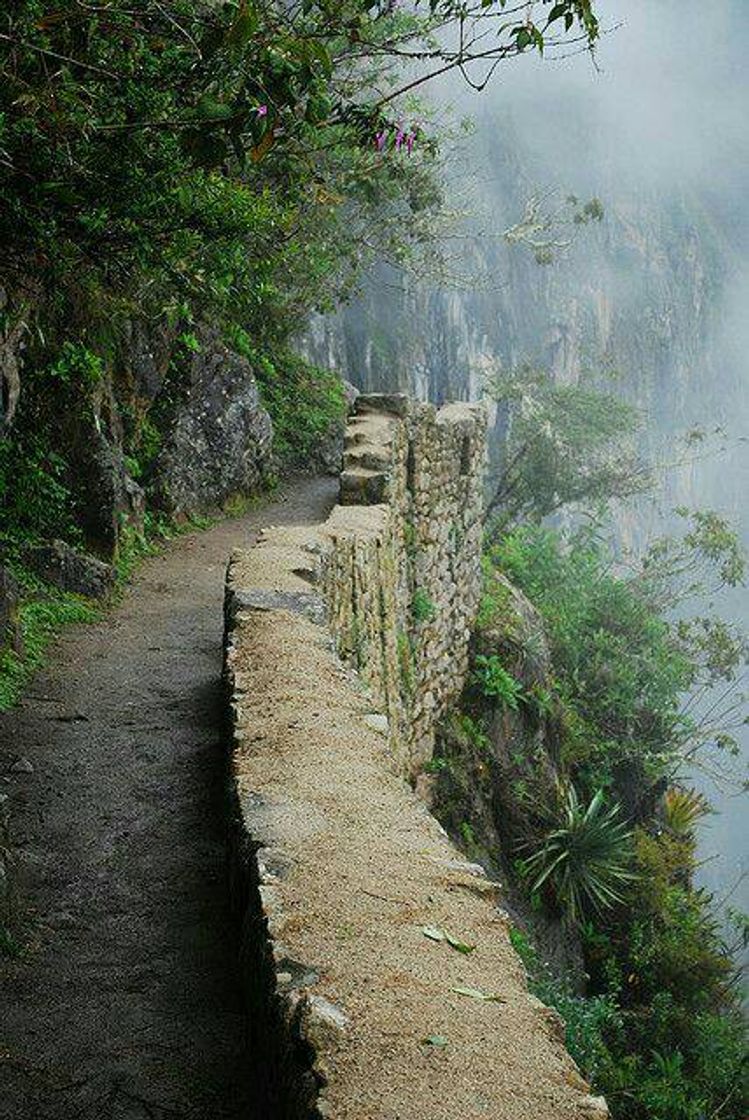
[[307, 0, 749, 943]]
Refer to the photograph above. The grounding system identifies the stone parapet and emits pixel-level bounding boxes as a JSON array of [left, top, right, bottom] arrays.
[[223, 394, 609, 1118], [329, 393, 486, 776]]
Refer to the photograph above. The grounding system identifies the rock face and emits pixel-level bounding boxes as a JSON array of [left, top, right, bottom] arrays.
[[0, 566, 23, 657], [72, 429, 145, 560], [23, 540, 115, 599], [151, 326, 273, 516]]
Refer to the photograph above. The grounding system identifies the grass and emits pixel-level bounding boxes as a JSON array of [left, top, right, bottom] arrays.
[[0, 584, 99, 711], [0, 497, 259, 713]]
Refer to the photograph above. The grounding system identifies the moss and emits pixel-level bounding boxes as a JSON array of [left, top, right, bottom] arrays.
[[411, 587, 436, 623], [475, 560, 517, 632], [396, 629, 415, 694]]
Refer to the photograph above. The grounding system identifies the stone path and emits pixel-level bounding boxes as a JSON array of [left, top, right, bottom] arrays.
[[0, 476, 336, 1120]]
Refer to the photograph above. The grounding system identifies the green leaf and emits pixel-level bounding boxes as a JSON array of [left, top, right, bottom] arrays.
[[195, 95, 234, 122], [422, 926, 446, 942], [452, 985, 506, 1002], [422, 1034, 449, 1047], [226, 2, 259, 46], [445, 932, 476, 955]]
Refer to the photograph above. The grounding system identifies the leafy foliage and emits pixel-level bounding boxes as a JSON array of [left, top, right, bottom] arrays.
[[475, 502, 747, 1117], [661, 787, 710, 836], [485, 366, 649, 529], [490, 520, 747, 789], [473, 653, 524, 709], [0, 577, 98, 711], [228, 330, 345, 468], [509, 925, 622, 1084]]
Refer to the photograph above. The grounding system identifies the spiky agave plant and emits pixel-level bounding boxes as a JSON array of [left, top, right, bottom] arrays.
[[522, 786, 636, 925]]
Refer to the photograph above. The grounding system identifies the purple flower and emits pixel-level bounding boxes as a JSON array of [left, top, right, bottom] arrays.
[[256, 104, 268, 117], [406, 132, 415, 154], [375, 130, 387, 151], [395, 129, 405, 151]]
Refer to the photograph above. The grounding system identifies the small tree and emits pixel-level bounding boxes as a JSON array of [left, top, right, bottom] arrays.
[[485, 366, 651, 532]]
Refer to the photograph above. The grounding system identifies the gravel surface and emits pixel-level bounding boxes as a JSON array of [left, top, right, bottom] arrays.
[[0, 476, 336, 1120], [228, 524, 601, 1120]]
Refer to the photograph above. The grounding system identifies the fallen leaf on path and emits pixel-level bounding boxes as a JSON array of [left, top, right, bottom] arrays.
[[445, 932, 475, 954], [452, 985, 506, 1002], [421, 926, 475, 953]]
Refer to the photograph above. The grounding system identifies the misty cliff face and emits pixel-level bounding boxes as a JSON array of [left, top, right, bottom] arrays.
[[303, 100, 749, 930], [305, 113, 740, 451]]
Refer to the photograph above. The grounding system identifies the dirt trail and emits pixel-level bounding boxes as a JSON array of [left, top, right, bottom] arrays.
[[0, 476, 337, 1120]]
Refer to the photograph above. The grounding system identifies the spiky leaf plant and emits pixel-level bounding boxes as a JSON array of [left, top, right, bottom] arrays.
[[522, 786, 636, 925], [662, 786, 710, 836]]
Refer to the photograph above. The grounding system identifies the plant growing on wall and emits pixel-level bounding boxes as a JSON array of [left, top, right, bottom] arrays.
[[412, 588, 437, 623]]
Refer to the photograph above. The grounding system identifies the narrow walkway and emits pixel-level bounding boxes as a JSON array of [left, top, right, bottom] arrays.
[[0, 476, 336, 1120]]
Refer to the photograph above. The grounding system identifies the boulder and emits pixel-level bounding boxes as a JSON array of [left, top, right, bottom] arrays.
[[151, 325, 273, 515], [23, 540, 115, 599], [73, 430, 145, 559]]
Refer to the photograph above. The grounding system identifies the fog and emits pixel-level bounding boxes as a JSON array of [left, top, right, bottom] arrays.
[[445, 0, 749, 930], [310, 0, 749, 943]]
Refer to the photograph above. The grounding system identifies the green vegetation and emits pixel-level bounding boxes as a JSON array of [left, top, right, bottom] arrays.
[[411, 588, 437, 623], [0, 580, 98, 711], [396, 629, 415, 695], [250, 349, 345, 470], [469, 505, 748, 1117], [472, 654, 525, 710], [509, 925, 622, 1085], [486, 366, 649, 530], [521, 787, 636, 925], [0, 1, 603, 711]]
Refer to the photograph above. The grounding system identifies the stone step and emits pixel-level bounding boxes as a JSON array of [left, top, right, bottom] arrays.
[[339, 466, 389, 505]]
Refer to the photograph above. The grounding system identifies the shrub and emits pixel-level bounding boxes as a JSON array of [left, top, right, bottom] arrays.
[[662, 786, 710, 836], [509, 926, 622, 1084]]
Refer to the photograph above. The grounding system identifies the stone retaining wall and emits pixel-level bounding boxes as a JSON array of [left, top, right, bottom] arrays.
[[223, 394, 609, 1119], [323, 392, 486, 778]]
